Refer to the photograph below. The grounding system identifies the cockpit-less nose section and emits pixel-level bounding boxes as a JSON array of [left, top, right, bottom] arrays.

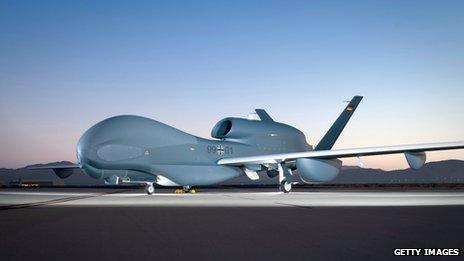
[[30, 96, 464, 194]]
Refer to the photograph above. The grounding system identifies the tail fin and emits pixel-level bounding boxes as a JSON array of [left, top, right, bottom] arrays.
[[255, 109, 274, 122], [315, 96, 363, 150]]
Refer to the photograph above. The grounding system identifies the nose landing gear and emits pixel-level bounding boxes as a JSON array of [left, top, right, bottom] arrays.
[[145, 183, 155, 195]]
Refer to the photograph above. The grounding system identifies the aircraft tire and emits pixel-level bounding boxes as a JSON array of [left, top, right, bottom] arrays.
[[146, 184, 154, 195], [279, 180, 292, 193]]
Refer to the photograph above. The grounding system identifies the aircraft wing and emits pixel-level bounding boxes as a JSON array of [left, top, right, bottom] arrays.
[[28, 164, 81, 170], [28, 163, 81, 179], [217, 141, 464, 166]]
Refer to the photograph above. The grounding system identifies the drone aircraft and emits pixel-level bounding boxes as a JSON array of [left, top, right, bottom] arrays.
[[31, 96, 464, 194]]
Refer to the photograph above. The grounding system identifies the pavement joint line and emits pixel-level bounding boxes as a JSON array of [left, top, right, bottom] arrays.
[[273, 202, 313, 209], [222, 194, 262, 201], [0, 189, 134, 211], [222, 193, 304, 208]]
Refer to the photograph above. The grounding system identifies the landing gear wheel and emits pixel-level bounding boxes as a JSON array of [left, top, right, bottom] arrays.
[[279, 180, 292, 193], [175, 186, 196, 194], [182, 186, 196, 193], [145, 184, 155, 195]]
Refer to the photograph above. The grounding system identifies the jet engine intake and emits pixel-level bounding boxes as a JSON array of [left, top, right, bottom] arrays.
[[211, 118, 256, 139], [296, 158, 342, 183]]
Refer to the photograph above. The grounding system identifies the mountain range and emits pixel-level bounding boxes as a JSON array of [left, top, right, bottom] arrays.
[[1, 160, 464, 186]]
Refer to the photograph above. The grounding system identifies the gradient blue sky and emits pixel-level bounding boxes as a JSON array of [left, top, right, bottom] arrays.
[[1, 0, 463, 169]]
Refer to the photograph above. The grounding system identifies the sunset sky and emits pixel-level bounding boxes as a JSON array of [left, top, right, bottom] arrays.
[[1, 0, 463, 169]]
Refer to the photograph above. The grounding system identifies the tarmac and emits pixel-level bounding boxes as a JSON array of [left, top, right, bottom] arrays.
[[1, 187, 464, 260]]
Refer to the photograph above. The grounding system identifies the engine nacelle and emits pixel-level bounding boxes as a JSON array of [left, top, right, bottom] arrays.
[[211, 118, 264, 140], [296, 158, 342, 183], [404, 152, 426, 170]]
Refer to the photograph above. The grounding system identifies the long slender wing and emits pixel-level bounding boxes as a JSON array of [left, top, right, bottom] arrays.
[[28, 164, 81, 170], [217, 141, 464, 166], [28, 163, 81, 179]]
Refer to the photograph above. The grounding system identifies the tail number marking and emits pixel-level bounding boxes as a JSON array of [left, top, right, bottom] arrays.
[[207, 145, 233, 155]]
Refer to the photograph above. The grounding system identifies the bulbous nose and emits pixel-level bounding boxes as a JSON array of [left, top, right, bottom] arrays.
[[76, 125, 94, 166], [76, 128, 104, 179], [76, 139, 87, 165]]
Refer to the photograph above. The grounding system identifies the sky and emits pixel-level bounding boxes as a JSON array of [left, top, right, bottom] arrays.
[[1, 0, 463, 169]]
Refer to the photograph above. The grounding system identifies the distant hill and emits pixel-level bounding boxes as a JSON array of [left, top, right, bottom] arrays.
[[1, 160, 463, 186], [332, 160, 464, 184], [24, 161, 76, 169]]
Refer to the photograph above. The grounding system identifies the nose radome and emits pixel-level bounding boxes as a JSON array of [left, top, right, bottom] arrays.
[[76, 128, 104, 179], [76, 123, 97, 166], [76, 115, 148, 166], [76, 137, 91, 169], [76, 141, 85, 165]]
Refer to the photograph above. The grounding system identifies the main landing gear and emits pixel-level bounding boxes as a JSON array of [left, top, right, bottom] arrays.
[[145, 182, 155, 195], [278, 163, 292, 193], [175, 186, 196, 194], [279, 180, 292, 193]]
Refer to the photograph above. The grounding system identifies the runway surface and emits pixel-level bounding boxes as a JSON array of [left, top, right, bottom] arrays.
[[3, 187, 464, 208], [1, 188, 464, 260]]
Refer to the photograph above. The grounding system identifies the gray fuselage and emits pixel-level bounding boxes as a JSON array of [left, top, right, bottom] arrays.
[[77, 115, 311, 186]]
